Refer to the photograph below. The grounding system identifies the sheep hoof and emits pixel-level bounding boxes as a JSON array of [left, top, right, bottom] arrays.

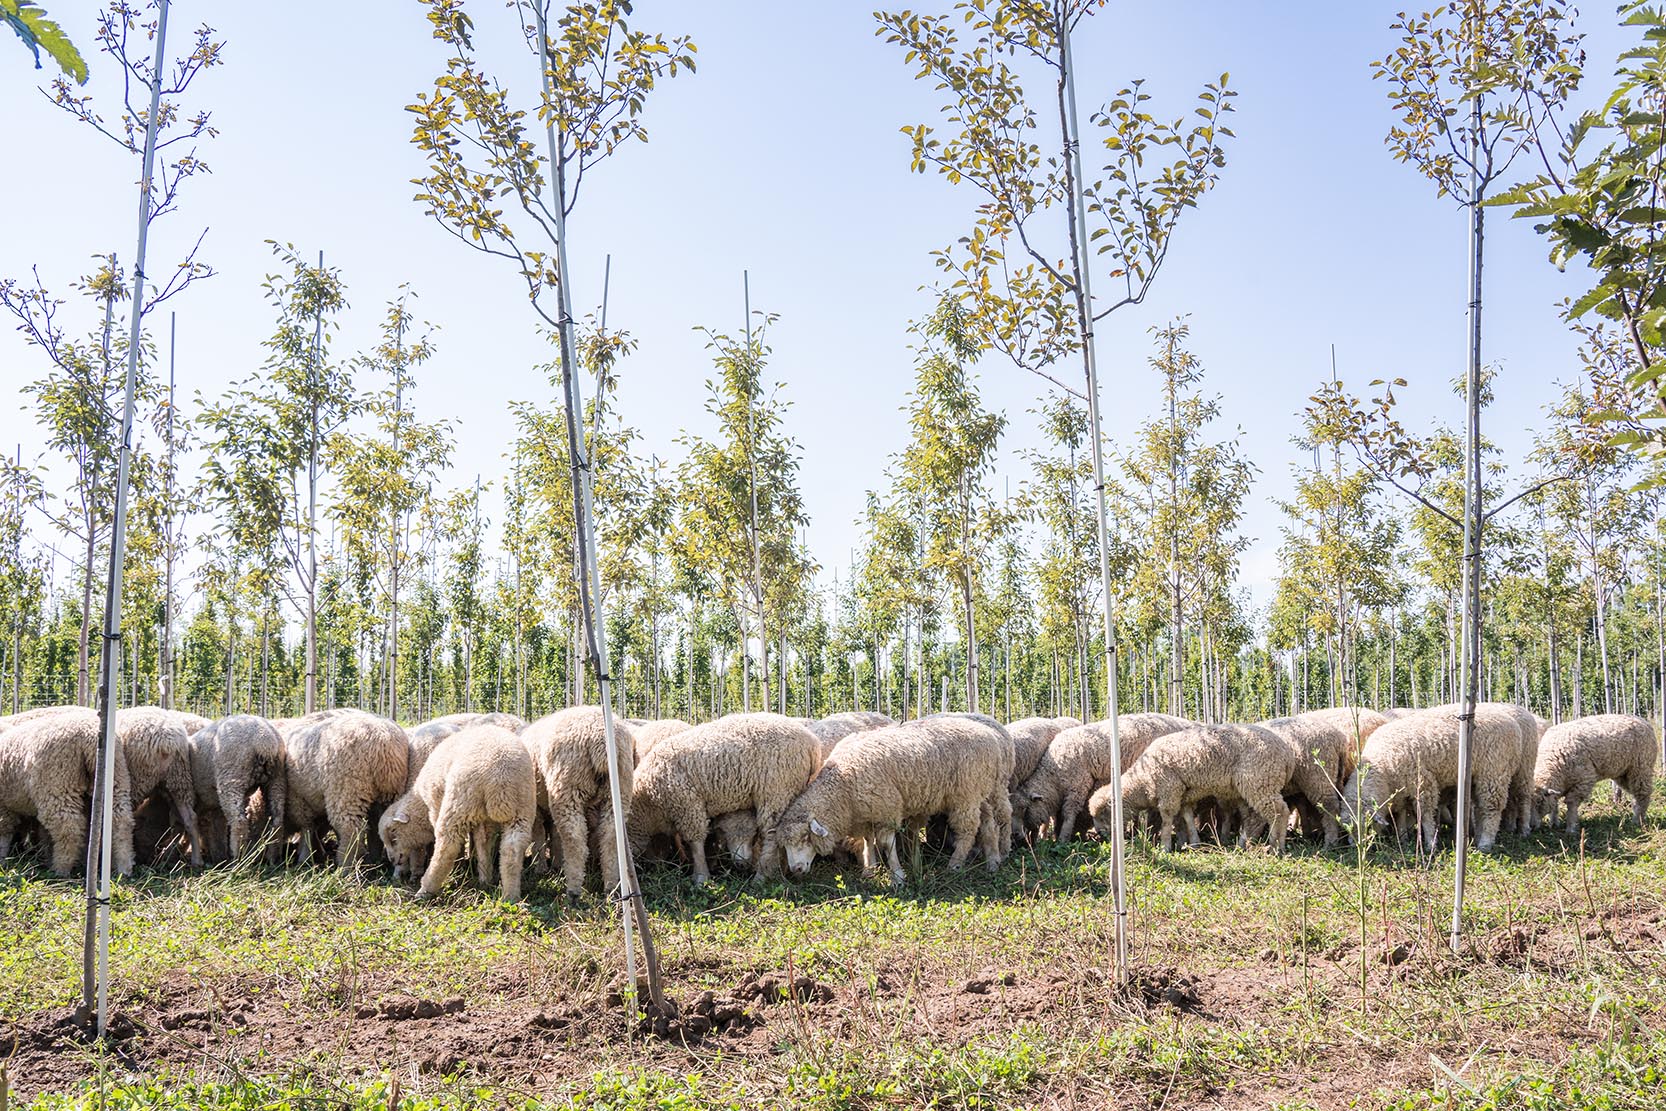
[[414, 889, 437, 902], [889, 870, 907, 885]]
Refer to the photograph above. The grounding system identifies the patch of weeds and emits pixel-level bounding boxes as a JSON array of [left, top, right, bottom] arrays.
[[1373, 1034, 1666, 1109]]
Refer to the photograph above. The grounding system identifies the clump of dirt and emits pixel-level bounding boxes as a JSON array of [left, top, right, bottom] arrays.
[[600, 974, 774, 1044], [356, 995, 466, 1021], [1122, 965, 1203, 1012], [961, 972, 1018, 995], [732, 970, 834, 1004], [1487, 925, 1542, 968]]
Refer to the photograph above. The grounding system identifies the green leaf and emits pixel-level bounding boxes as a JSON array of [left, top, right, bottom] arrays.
[[2, 0, 88, 84]]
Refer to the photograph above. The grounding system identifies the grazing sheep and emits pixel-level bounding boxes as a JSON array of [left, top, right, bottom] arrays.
[[1339, 704, 1521, 853], [282, 710, 412, 870], [1493, 703, 1545, 837], [523, 707, 637, 897], [189, 714, 286, 863], [632, 718, 693, 761], [0, 707, 134, 876], [806, 712, 893, 762], [1016, 713, 1192, 842], [629, 712, 820, 886], [474, 711, 527, 733], [116, 707, 201, 868], [408, 714, 481, 777], [0, 705, 78, 733], [777, 715, 1008, 884], [1378, 707, 1418, 720], [1096, 723, 1297, 853], [1008, 717, 1084, 786], [1533, 714, 1657, 832], [171, 712, 212, 736], [1258, 707, 1387, 846], [379, 723, 537, 901], [929, 713, 1018, 853]]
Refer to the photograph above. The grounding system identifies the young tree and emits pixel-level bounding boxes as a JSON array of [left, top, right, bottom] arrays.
[[1374, 0, 1581, 945], [408, 0, 695, 1010], [1120, 322, 1255, 720], [1021, 395, 1100, 719], [1531, 348, 1643, 713], [676, 315, 808, 715], [329, 294, 451, 719], [199, 247, 352, 714], [878, 0, 1235, 979], [895, 297, 1006, 711]]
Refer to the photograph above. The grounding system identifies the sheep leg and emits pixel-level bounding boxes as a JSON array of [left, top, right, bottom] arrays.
[[420, 825, 465, 898], [1417, 789, 1439, 855], [555, 807, 590, 898], [0, 809, 16, 863], [473, 826, 497, 887], [525, 813, 548, 874], [324, 791, 372, 872], [1056, 792, 1085, 843], [1156, 802, 1180, 853], [498, 821, 531, 902], [219, 776, 251, 861], [944, 804, 982, 871], [1251, 794, 1290, 854], [41, 799, 87, 877], [977, 802, 1002, 873], [878, 830, 905, 885], [684, 819, 712, 887], [1179, 806, 1201, 848]]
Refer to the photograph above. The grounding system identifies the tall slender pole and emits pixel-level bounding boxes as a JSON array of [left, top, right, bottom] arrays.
[[83, 0, 170, 1036], [744, 273, 767, 715], [532, 0, 658, 1017], [160, 312, 177, 710], [304, 250, 323, 714], [1450, 83, 1485, 954], [1061, 11, 1127, 984], [389, 306, 404, 721]]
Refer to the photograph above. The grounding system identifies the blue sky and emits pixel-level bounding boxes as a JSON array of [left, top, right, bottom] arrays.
[[0, 1, 1632, 611]]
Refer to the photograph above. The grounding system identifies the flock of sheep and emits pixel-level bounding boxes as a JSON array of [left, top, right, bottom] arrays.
[[0, 699, 1656, 901]]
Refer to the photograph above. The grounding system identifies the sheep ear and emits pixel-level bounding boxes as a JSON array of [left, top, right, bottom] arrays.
[[809, 817, 830, 839]]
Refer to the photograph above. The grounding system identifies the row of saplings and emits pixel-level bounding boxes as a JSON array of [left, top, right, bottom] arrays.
[[0, 701, 1655, 901]]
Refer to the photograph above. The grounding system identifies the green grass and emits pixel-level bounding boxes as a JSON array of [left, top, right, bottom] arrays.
[[2, 789, 1663, 1110]]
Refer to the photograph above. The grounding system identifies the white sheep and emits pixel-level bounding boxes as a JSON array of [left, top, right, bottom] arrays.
[[632, 718, 693, 761], [1339, 704, 1521, 853], [806, 712, 893, 763], [629, 712, 820, 886], [408, 713, 481, 778], [115, 706, 201, 867], [1533, 714, 1657, 832], [282, 709, 411, 869], [189, 714, 286, 862], [1095, 723, 1297, 853], [0, 707, 134, 876], [379, 723, 537, 901], [1257, 707, 1387, 846], [522, 706, 637, 897], [777, 714, 1008, 884], [1016, 712, 1192, 842], [1494, 703, 1545, 837]]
